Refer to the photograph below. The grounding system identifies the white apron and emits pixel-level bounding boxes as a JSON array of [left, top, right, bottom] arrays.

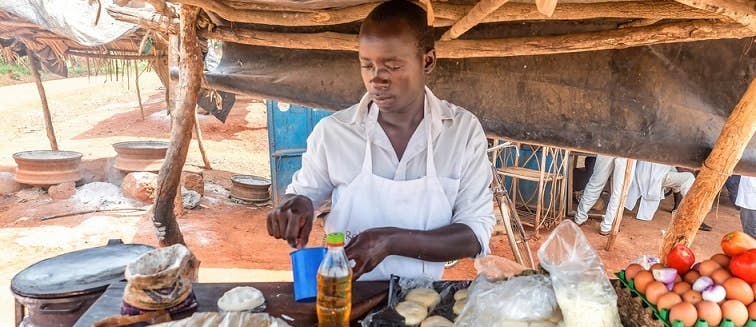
[[324, 98, 457, 281]]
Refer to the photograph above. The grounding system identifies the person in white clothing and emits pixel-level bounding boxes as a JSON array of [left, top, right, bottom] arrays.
[[736, 175, 756, 238], [573, 155, 635, 236], [266, 1, 495, 281]]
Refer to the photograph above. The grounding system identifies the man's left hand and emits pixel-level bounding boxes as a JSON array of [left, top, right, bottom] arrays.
[[344, 227, 397, 280]]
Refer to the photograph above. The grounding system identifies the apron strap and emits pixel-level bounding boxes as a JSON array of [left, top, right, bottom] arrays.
[[424, 98, 438, 178]]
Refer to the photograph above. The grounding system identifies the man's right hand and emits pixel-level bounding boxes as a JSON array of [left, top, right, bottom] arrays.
[[267, 194, 314, 248]]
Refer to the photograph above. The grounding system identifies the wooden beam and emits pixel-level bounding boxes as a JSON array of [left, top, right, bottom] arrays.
[[671, 0, 756, 31], [152, 4, 203, 247], [605, 159, 636, 251], [661, 78, 756, 260], [27, 52, 59, 151], [441, 0, 511, 41], [106, 6, 178, 34], [66, 50, 159, 60], [619, 18, 662, 29]]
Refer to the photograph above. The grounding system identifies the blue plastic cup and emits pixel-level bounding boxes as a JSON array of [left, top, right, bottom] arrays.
[[290, 247, 326, 303]]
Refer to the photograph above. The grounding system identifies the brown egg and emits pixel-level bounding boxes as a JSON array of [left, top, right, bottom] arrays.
[[722, 277, 754, 305], [684, 271, 701, 284], [635, 270, 655, 294], [711, 253, 731, 267], [748, 302, 756, 320], [721, 300, 749, 327], [658, 292, 684, 310], [675, 274, 683, 283], [682, 290, 702, 305], [669, 302, 698, 327], [696, 301, 723, 326], [625, 263, 645, 281], [646, 282, 669, 305], [698, 260, 721, 277], [651, 263, 665, 271], [711, 268, 732, 285], [673, 282, 692, 296]]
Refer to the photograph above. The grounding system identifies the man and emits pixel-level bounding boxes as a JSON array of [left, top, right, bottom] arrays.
[[573, 156, 635, 236], [736, 176, 756, 238], [266, 1, 495, 281], [625, 161, 711, 231]]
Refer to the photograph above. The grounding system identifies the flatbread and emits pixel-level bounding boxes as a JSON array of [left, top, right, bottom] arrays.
[[453, 298, 467, 315], [396, 301, 428, 326], [453, 289, 468, 301], [217, 287, 265, 312], [405, 288, 441, 308], [420, 315, 453, 327]]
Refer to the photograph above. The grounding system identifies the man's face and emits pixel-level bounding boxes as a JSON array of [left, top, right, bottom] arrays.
[[358, 23, 432, 114]]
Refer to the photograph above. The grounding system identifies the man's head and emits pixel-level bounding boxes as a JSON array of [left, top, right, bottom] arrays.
[[358, 0, 436, 113]]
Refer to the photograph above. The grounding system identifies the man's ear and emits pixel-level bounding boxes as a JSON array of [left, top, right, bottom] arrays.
[[424, 48, 437, 74]]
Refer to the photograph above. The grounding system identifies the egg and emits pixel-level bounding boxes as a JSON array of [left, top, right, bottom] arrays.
[[669, 302, 698, 327], [711, 268, 732, 285], [684, 271, 701, 284], [682, 290, 702, 305], [721, 300, 749, 327], [698, 260, 721, 277], [651, 263, 665, 271], [625, 264, 645, 281], [658, 292, 683, 310], [634, 270, 655, 294], [646, 282, 669, 304], [711, 253, 730, 267], [722, 277, 754, 305], [748, 302, 756, 320], [673, 282, 692, 295], [696, 301, 723, 326]]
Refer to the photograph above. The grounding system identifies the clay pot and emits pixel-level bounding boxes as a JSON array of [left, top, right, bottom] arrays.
[[230, 175, 271, 203], [113, 141, 169, 172], [13, 150, 83, 186]]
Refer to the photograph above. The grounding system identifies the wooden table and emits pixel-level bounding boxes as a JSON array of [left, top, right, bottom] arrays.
[[75, 281, 389, 327]]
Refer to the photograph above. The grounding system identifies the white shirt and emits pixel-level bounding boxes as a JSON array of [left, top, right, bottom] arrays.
[[286, 87, 495, 255], [736, 176, 756, 210]]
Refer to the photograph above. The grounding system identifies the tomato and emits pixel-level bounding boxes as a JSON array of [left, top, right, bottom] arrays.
[[667, 244, 696, 275], [730, 249, 756, 284], [721, 231, 756, 256]]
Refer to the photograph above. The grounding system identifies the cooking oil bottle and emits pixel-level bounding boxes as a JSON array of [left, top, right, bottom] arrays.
[[317, 233, 352, 327]]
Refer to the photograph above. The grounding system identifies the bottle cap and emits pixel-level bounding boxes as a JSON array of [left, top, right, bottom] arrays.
[[326, 233, 345, 246]]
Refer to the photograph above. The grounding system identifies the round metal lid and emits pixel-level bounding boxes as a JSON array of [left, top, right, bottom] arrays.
[[12, 150, 83, 161], [11, 240, 154, 299], [231, 175, 271, 187]]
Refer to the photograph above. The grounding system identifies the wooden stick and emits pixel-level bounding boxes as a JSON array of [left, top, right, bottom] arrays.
[[193, 108, 212, 169], [660, 78, 756, 259], [417, 0, 435, 26], [619, 18, 662, 29], [41, 208, 147, 221], [152, 4, 202, 247], [441, 0, 510, 41], [605, 159, 636, 251], [27, 52, 59, 151], [671, 0, 756, 31], [135, 60, 145, 120]]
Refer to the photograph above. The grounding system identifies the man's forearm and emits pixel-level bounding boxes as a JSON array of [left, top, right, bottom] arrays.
[[387, 224, 481, 262]]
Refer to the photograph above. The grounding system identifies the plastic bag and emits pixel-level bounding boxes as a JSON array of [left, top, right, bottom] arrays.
[[473, 255, 529, 281], [537, 221, 621, 327], [632, 255, 661, 270]]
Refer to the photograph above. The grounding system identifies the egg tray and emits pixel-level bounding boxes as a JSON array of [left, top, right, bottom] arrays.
[[617, 270, 756, 327]]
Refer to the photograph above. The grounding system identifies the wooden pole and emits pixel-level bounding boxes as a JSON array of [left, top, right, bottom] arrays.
[[660, 78, 756, 259], [671, 0, 756, 31], [193, 109, 212, 169], [27, 52, 59, 151], [605, 159, 636, 251], [135, 60, 145, 120], [441, 0, 510, 41], [152, 4, 202, 247]]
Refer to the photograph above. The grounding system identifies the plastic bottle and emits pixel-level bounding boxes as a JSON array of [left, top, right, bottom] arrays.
[[316, 232, 353, 327]]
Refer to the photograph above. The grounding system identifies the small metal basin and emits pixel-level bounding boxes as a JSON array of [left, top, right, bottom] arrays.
[[13, 150, 83, 186], [113, 141, 169, 172], [230, 175, 271, 203]]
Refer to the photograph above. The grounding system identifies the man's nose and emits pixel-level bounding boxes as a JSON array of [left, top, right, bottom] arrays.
[[370, 68, 390, 88]]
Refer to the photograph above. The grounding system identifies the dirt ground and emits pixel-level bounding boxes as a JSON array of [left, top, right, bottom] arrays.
[[0, 74, 745, 326]]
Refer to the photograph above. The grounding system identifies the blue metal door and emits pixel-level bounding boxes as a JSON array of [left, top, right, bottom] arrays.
[[267, 101, 332, 205]]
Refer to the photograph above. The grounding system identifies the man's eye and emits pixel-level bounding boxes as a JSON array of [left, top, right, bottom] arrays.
[[387, 65, 401, 70], [361, 64, 373, 69]]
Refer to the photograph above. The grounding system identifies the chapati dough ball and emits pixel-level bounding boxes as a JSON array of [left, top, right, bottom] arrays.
[[453, 298, 467, 315], [420, 315, 453, 327], [217, 286, 265, 312], [405, 288, 441, 308], [453, 288, 468, 301], [396, 301, 428, 325]]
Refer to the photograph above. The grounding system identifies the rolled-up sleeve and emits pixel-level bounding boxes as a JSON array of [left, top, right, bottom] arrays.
[[451, 119, 495, 257], [285, 122, 334, 210]]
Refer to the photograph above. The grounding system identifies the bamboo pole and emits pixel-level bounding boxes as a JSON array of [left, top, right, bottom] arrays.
[[441, 0, 511, 41], [27, 52, 59, 151], [660, 78, 756, 259], [152, 4, 203, 247], [193, 109, 212, 169], [605, 159, 636, 251]]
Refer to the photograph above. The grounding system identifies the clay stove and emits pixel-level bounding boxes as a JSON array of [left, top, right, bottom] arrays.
[[113, 141, 169, 172], [13, 150, 83, 186]]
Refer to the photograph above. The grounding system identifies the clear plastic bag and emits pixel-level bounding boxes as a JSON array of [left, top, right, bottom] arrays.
[[537, 221, 621, 327]]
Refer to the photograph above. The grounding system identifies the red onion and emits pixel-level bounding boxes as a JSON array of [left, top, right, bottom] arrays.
[[652, 268, 679, 284], [692, 276, 714, 292], [701, 284, 726, 303]]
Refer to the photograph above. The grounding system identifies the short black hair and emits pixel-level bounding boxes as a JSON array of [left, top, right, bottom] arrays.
[[360, 0, 435, 53]]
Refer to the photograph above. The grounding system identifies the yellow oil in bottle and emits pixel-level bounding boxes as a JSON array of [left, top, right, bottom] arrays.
[[316, 233, 353, 327]]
